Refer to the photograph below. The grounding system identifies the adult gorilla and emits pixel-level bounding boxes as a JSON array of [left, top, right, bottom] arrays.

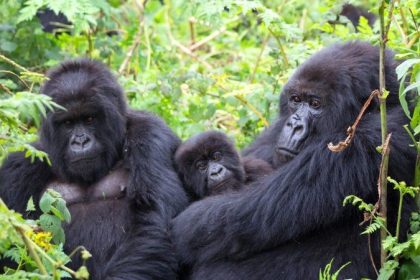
[[0, 59, 188, 279], [172, 42, 416, 279]]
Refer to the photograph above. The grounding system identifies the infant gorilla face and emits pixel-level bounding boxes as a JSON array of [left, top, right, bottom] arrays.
[[196, 150, 235, 192], [175, 131, 245, 198]]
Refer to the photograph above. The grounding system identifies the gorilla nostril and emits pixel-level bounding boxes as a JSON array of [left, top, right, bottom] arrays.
[[294, 125, 303, 132], [211, 168, 222, 176]]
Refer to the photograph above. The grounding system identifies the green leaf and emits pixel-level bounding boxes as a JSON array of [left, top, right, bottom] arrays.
[[26, 197, 36, 212], [39, 191, 54, 213], [56, 199, 71, 223], [396, 59, 420, 80], [50, 205, 64, 221], [39, 213, 61, 234], [402, 81, 420, 96]]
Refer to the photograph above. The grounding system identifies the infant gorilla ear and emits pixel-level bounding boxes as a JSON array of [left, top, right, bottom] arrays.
[[175, 131, 273, 200]]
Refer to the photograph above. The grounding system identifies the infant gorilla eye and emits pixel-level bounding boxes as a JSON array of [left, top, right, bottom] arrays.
[[64, 120, 73, 126], [291, 95, 301, 103], [310, 99, 321, 108], [212, 151, 222, 161], [196, 160, 207, 171], [85, 116, 94, 124]]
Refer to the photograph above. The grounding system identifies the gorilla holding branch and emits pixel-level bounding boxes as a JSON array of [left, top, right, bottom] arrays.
[[172, 42, 416, 279], [0, 59, 188, 279], [175, 131, 273, 200]]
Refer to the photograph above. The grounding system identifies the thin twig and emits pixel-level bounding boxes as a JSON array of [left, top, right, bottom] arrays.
[[234, 94, 269, 127], [189, 17, 196, 46], [328, 90, 379, 152], [16, 226, 48, 275], [118, 0, 147, 74], [165, 8, 212, 69], [249, 34, 270, 83], [0, 83, 13, 95], [267, 28, 289, 68], [392, 16, 408, 45], [189, 27, 227, 51], [0, 54, 30, 72], [378, 133, 392, 213], [367, 219, 379, 276]]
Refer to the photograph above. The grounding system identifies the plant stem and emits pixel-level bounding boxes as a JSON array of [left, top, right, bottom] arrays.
[[16, 226, 48, 275], [396, 189, 404, 241], [378, 0, 395, 267], [0, 54, 30, 72]]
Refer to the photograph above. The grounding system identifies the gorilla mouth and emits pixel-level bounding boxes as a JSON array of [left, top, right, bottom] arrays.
[[70, 156, 99, 164], [276, 147, 298, 157]]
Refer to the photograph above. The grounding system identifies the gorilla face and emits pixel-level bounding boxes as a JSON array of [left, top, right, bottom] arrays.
[[175, 131, 245, 198], [40, 59, 127, 185], [273, 82, 326, 166], [272, 45, 375, 167]]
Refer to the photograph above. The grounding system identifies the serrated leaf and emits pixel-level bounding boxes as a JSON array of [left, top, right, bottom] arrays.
[[52, 227, 65, 244], [50, 205, 64, 221], [39, 192, 54, 213], [56, 199, 71, 223], [39, 213, 61, 234]]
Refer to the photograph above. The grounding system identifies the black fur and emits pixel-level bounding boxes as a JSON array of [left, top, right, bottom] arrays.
[[172, 42, 416, 279], [175, 131, 272, 200], [0, 59, 188, 279]]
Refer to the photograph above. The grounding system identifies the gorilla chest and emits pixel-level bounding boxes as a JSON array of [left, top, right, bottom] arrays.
[[44, 168, 132, 267]]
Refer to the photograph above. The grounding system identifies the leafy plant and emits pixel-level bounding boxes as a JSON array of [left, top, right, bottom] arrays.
[[344, 178, 420, 279]]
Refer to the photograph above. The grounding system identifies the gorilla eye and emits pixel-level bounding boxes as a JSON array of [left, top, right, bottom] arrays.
[[212, 152, 222, 161], [291, 95, 301, 103], [310, 99, 321, 108], [64, 120, 73, 126], [85, 116, 94, 124], [196, 160, 207, 171]]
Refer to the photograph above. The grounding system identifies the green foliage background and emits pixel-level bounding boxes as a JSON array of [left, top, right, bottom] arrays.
[[1, 0, 417, 150], [0, 0, 419, 279]]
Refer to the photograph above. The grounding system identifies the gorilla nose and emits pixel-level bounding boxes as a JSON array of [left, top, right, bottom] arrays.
[[71, 134, 92, 152], [73, 135, 90, 145], [209, 164, 226, 180]]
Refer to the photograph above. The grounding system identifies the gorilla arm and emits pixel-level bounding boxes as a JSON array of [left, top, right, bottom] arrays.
[[172, 132, 385, 265], [123, 110, 188, 216], [104, 110, 189, 279], [242, 156, 273, 184], [0, 143, 53, 214]]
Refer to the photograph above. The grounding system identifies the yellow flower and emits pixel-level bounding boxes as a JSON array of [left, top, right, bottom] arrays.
[[28, 230, 53, 251]]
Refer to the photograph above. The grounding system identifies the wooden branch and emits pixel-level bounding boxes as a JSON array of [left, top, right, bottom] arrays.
[[328, 90, 379, 152], [189, 27, 226, 51]]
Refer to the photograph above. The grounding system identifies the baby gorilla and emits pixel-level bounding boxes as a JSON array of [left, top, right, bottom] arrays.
[[175, 131, 272, 200]]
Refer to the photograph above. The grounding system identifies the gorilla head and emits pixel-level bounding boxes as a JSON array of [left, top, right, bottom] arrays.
[[175, 131, 245, 198], [40, 59, 127, 185], [273, 42, 399, 166]]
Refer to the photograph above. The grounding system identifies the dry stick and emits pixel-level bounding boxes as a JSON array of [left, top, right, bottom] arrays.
[[189, 27, 227, 52], [367, 219, 379, 276], [249, 34, 270, 83], [118, 26, 143, 74], [118, 0, 147, 74], [0, 83, 13, 95], [234, 94, 269, 127], [267, 28, 289, 68], [393, 16, 408, 45], [0, 70, 30, 89], [189, 17, 196, 46], [0, 54, 30, 73], [165, 10, 212, 70], [328, 90, 379, 152]]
